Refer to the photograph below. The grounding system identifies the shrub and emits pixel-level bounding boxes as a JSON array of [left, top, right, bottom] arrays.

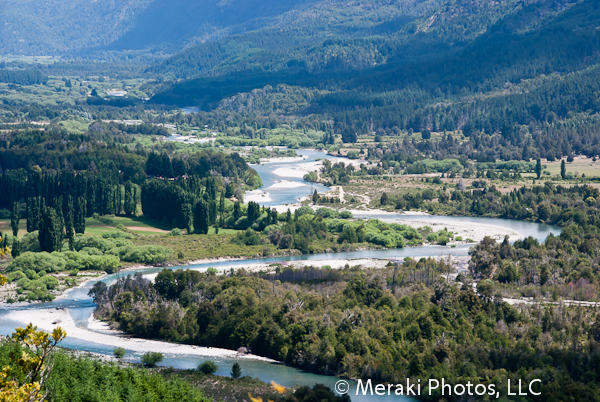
[[339, 210, 353, 219], [16, 277, 30, 289], [20, 231, 41, 252], [316, 208, 339, 219], [25, 269, 39, 280], [40, 275, 59, 290], [102, 232, 134, 239], [295, 206, 314, 217], [110, 245, 172, 264], [7, 271, 26, 282], [170, 228, 182, 236], [141, 352, 163, 367], [113, 347, 126, 359], [198, 361, 218, 375]]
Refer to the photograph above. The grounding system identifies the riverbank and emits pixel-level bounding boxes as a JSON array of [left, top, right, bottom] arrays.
[[5, 307, 277, 362]]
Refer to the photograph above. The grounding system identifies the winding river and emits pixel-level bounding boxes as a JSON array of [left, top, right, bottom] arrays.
[[0, 150, 560, 401]]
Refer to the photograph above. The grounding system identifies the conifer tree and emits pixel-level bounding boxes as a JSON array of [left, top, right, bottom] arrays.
[[194, 200, 209, 234], [182, 203, 194, 234], [209, 201, 217, 225], [10, 238, 20, 258], [219, 193, 225, 228], [124, 182, 135, 216], [65, 195, 75, 249], [38, 206, 62, 252], [74, 196, 86, 234], [10, 201, 19, 237]]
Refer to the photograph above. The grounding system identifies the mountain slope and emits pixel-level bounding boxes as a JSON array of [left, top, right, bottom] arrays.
[[150, 0, 588, 107], [0, 0, 152, 55], [106, 0, 320, 51]]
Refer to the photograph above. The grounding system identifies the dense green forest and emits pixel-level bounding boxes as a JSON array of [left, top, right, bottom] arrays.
[[90, 259, 600, 401]]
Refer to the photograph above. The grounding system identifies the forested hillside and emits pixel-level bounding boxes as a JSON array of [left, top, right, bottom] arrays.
[[0, 0, 152, 55]]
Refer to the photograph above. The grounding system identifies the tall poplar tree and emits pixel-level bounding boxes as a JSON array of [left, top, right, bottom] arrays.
[[124, 182, 135, 216], [38, 206, 62, 252], [219, 193, 225, 228], [194, 200, 209, 235], [74, 196, 86, 234], [10, 201, 19, 237], [182, 203, 194, 235], [65, 195, 75, 249]]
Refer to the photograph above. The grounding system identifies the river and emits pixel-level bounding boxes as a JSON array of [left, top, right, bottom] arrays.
[[0, 149, 561, 401]]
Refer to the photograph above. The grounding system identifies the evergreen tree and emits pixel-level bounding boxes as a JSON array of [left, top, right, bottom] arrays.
[[54, 197, 65, 238], [38, 206, 62, 252], [182, 203, 194, 234], [194, 200, 209, 235], [172, 158, 186, 177], [10, 238, 20, 258], [247, 201, 260, 223], [124, 182, 135, 216], [74, 196, 86, 234], [225, 183, 235, 198], [231, 363, 242, 379], [233, 201, 241, 221], [206, 177, 217, 200], [209, 201, 217, 225], [160, 153, 174, 178], [10, 201, 19, 237], [219, 192, 225, 228], [561, 159, 567, 180], [65, 195, 75, 249], [26, 196, 40, 232], [146, 152, 161, 176], [535, 158, 542, 179], [312, 190, 319, 203]]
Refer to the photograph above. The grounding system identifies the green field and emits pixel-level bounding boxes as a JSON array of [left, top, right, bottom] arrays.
[[87, 216, 171, 236], [0, 219, 27, 237]]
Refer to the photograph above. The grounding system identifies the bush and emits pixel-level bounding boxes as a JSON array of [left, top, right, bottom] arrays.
[[25, 269, 39, 280], [198, 361, 218, 375], [339, 210, 353, 219], [102, 232, 135, 239], [40, 275, 59, 290], [7, 271, 26, 282], [295, 206, 314, 217], [16, 277, 30, 289], [113, 347, 126, 359], [170, 228, 182, 236], [20, 232, 41, 253], [69, 269, 79, 276], [110, 245, 172, 264], [141, 352, 163, 367], [316, 208, 339, 219]]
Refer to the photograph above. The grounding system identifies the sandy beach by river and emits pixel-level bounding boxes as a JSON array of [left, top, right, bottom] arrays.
[[5, 308, 276, 361]]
